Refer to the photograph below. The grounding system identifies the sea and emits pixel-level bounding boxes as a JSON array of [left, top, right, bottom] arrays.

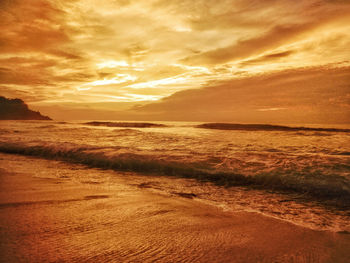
[[0, 120, 349, 232]]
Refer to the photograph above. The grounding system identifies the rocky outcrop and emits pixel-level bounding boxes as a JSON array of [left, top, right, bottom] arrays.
[[0, 96, 51, 120]]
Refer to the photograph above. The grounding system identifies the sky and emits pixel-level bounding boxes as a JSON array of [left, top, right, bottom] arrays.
[[0, 0, 349, 123]]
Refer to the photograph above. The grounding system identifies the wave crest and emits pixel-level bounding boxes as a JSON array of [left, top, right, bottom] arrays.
[[197, 123, 350, 132], [84, 122, 167, 128], [0, 142, 349, 206]]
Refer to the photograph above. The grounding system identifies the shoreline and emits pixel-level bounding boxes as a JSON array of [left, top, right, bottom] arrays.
[[0, 154, 350, 262]]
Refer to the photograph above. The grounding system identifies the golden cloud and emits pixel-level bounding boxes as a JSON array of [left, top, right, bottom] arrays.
[[1, 0, 349, 123]]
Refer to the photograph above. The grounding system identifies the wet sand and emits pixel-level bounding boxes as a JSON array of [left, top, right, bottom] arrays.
[[0, 154, 349, 262]]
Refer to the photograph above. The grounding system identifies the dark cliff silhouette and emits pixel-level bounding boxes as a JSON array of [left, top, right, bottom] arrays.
[[0, 96, 51, 120]]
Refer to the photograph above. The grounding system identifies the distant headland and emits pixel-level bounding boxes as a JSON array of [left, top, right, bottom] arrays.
[[0, 96, 52, 120]]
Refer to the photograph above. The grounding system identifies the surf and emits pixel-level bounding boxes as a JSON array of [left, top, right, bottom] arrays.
[[0, 142, 349, 208]]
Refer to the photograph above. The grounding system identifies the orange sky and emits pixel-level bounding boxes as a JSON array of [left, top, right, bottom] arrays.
[[1, 0, 349, 123]]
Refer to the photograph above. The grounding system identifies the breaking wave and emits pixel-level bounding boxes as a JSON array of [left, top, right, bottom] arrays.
[[84, 121, 167, 128], [0, 142, 349, 207], [197, 123, 350, 133]]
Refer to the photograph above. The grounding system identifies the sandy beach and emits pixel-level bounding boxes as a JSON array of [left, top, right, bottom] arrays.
[[0, 153, 349, 263]]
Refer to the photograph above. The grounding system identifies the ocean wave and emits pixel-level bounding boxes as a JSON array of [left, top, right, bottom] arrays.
[[37, 124, 57, 129], [83, 121, 167, 128], [0, 129, 27, 134], [197, 123, 350, 133], [113, 128, 145, 134], [0, 142, 349, 206], [0, 129, 10, 135], [337, 152, 350, 156]]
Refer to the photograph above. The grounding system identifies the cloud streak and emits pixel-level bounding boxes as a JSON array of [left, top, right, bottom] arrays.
[[133, 65, 350, 124]]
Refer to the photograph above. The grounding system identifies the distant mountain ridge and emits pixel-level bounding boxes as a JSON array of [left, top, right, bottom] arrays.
[[0, 96, 51, 120]]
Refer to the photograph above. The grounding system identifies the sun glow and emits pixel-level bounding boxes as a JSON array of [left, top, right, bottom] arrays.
[[78, 74, 137, 90], [126, 76, 188, 89], [97, 61, 130, 69], [96, 60, 146, 72], [172, 64, 211, 74]]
